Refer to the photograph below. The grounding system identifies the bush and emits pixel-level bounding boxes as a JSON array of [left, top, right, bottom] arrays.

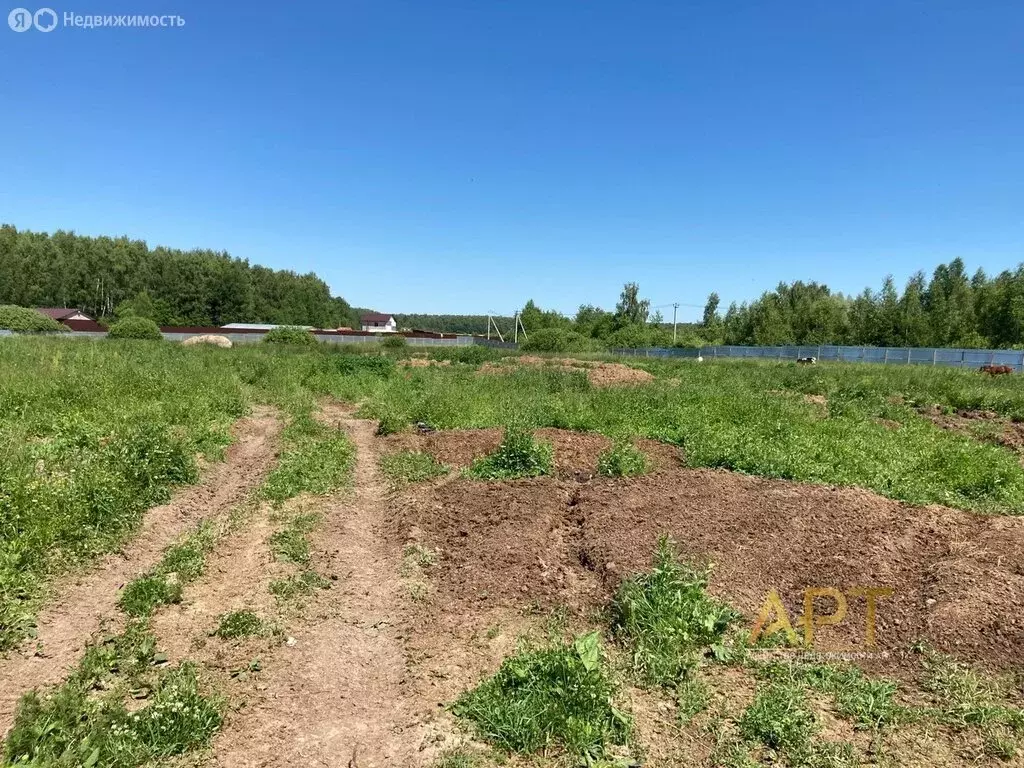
[[521, 328, 602, 354], [597, 440, 649, 477], [605, 323, 652, 350], [107, 316, 163, 341], [0, 305, 69, 333], [467, 426, 553, 479], [335, 354, 395, 376], [381, 334, 408, 350], [262, 326, 317, 346], [453, 632, 630, 759], [610, 537, 738, 686]]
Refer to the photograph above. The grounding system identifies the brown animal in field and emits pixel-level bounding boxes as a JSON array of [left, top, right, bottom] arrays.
[[979, 364, 1013, 376]]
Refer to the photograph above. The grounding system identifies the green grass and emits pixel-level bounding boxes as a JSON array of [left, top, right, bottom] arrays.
[[610, 537, 739, 686], [213, 610, 263, 639], [118, 522, 218, 618], [269, 511, 320, 564], [597, 439, 649, 477], [269, 570, 331, 602], [7, 339, 1024, 660], [380, 450, 449, 485], [260, 414, 355, 503], [352, 360, 1024, 513], [452, 632, 631, 760], [922, 653, 1024, 734], [757, 661, 903, 730], [466, 426, 553, 480], [2, 622, 221, 768], [738, 679, 830, 765]]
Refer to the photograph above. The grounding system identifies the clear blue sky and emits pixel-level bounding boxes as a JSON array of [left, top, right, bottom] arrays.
[[2, 2, 1021, 320]]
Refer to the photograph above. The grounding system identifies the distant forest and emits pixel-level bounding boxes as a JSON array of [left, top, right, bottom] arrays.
[[4, 225, 1024, 348], [0, 225, 359, 328], [393, 314, 513, 335], [515, 258, 1024, 350]]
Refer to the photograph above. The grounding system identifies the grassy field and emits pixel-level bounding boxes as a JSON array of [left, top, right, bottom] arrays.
[[3, 336, 1024, 766], [4, 338, 1024, 646]]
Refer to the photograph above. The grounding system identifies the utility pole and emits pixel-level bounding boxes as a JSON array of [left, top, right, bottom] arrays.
[[672, 303, 680, 344], [513, 312, 519, 344]]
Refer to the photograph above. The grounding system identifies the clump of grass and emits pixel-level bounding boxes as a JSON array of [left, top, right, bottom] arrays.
[[119, 575, 184, 618], [380, 451, 449, 485], [118, 522, 218, 618], [597, 439, 649, 477], [381, 334, 408, 350], [214, 610, 263, 639], [610, 537, 738, 686], [923, 653, 1024, 733], [261, 415, 354, 503], [452, 632, 630, 760], [269, 571, 331, 602], [374, 411, 407, 436], [269, 512, 319, 564], [466, 426, 553, 480], [757, 662, 903, 730], [676, 673, 712, 723], [738, 679, 818, 758]]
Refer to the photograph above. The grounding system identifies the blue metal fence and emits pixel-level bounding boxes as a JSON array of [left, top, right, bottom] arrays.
[[610, 344, 1024, 371]]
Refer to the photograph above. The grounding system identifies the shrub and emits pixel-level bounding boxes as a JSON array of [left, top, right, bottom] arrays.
[[107, 316, 163, 341], [0, 305, 69, 332], [610, 537, 738, 686], [597, 440, 649, 477], [467, 426, 553, 479], [262, 326, 317, 346], [452, 632, 630, 759], [520, 328, 602, 354], [381, 334, 408, 350]]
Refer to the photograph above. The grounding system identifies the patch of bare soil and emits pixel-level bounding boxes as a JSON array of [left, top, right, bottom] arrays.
[[212, 415, 423, 768], [479, 356, 655, 387], [381, 427, 680, 478], [384, 458, 1024, 673], [923, 406, 1024, 456], [150, 509, 287, 668], [0, 407, 282, 737]]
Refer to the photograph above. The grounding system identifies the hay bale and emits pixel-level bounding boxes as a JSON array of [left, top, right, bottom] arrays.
[[182, 334, 233, 349]]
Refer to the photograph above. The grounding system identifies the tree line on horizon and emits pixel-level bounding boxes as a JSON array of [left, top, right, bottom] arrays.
[[4, 225, 1024, 349], [513, 258, 1024, 351], [0, 225, 360, 328]]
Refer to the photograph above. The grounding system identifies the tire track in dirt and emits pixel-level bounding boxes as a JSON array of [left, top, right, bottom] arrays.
[[212, 410, 420, 768], [0, 407, 282, 737]]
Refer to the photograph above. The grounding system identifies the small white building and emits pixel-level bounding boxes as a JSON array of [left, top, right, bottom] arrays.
[[360, 313, 397, 333]]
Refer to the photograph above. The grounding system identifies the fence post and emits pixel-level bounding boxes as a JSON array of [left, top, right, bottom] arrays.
[[884, 348, 889, 364], [932, 349, 936, 366], [961, 350, 966, 368], [907, 348, 911, 364]]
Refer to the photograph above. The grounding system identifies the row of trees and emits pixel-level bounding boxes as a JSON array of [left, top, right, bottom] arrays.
[[0, 225, 360, 328], [516, 258, 1024, 351]]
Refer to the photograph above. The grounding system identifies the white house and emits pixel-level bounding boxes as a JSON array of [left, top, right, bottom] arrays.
[[360, 313, 397, 333]]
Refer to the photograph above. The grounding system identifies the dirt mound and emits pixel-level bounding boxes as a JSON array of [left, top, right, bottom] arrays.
[[478, 356, 655, 387], [384, 460, 1024, 672], [381, 428, 680, 477]]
